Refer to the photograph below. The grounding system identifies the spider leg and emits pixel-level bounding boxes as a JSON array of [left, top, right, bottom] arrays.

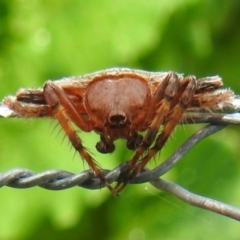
[[119, 73, 177, 173], [3, 96, 51, 117], [114, 72, 178, 190], [43, 81, 116, 194], [135, 76, 196, 172], [115, 75, 196, 193]]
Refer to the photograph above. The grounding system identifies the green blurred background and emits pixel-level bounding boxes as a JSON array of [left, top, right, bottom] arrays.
[[1, 0, 240, 239]]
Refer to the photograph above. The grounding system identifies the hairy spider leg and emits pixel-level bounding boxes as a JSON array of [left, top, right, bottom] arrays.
[[134, 76, 196, 173], [43, 81, 117, 195], [114, 73, 180, 191], [3, 96, 52, 117], [115, 75, 196, 193], [119, 73, 176, 173], [114, 72, 178, 190]]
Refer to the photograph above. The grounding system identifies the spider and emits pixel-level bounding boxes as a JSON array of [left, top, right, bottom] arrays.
[[2, 68, 234, 195]]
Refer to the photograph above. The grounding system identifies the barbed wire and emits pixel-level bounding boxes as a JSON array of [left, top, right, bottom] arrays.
[[150, 178, 240, 221], [0, 124, 226, 189], [1, 123, 240, 220], [1, 101, 240, 220]]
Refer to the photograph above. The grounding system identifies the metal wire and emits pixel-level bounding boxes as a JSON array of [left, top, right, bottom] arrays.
[[1, 123, 240, 220], [1, 101, 240, 220], [0, 124, 226, 190], [150, 178, 240, 221]]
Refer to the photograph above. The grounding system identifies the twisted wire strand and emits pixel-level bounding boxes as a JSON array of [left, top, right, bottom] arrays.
[[0, 124, 226, 190], [0, 124, 240, 221], [150, 178, 240, 221], [1, 103, 240, 220], [1, 124, 240, 221]]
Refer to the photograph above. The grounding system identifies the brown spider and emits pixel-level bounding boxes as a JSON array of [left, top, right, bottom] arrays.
[[1, 68, 234, 195]]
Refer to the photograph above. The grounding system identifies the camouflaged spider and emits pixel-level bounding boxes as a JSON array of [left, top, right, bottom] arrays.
[[2, 68, 234, 195]]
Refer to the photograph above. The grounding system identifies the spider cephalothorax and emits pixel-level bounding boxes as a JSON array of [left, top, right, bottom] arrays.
[[2, 68, 234, 195]]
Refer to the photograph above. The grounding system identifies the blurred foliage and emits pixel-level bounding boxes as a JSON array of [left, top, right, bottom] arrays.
[[0, 0, 240, 239]]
